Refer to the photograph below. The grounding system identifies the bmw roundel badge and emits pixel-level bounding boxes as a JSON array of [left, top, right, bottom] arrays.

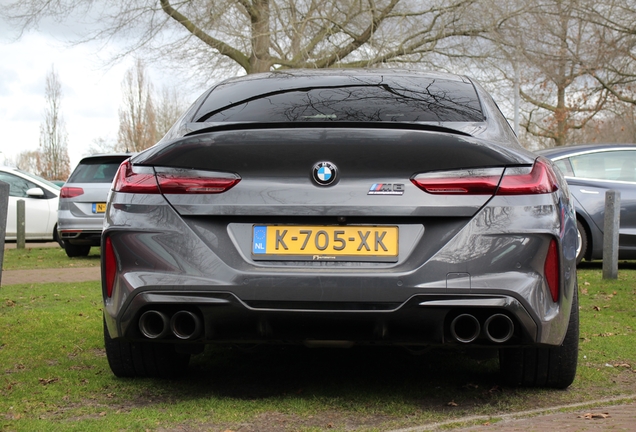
[[312, 161, 338, 186]]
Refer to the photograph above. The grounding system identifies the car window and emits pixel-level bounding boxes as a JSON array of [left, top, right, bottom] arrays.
[[0, 172, 38, 198], [569, 150, 636, 182], [553, 159, 573, 176], [68, 160, 124, 184], [198, 78, 485, 123]]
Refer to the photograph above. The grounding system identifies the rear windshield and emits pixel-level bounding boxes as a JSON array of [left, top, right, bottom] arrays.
[[197, 77, 484, 123], [68, 157, 127, 184]]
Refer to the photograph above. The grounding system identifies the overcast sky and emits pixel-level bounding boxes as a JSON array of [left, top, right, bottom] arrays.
[[0, 14, 200, 172]]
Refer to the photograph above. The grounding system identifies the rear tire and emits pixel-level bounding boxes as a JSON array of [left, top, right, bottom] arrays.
[[499, 288, 579, 389], [63, 242, 91, 257], [103, 317, 190, 378], [576, 220, 588, 265]]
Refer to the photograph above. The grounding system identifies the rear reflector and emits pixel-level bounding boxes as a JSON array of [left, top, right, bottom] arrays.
[[60, 186, 84, 198], [544, 238, 560, 302], [112, 161, 240, 194], [411, 157, 558, 196], [104, 236, 117, 298]]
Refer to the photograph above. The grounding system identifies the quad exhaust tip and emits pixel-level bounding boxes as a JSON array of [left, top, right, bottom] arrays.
[[139, 310, 171, 339], [450, 313, 515, 344], [450, 314, 481, 344], [170, 310, 203, 340], [138, 310, 203, 340], [484, 313, 514, 343]]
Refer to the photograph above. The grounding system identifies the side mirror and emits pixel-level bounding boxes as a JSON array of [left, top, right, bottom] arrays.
[[26, 187, 45, 198]]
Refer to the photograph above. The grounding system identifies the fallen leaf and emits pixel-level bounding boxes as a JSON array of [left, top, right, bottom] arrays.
[[5, 300, 16, 307], [99, 412, 107, 417], [614, 363, 631, 368], [584, 281, 590, 285], [578, 412, 610, 419], [447, 400, 458, 407], [38, 378, 59, 385]]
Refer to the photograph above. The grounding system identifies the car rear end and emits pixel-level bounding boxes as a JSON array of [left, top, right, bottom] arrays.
[[101, 70, 578, 387], [58, 154, 129, 256]]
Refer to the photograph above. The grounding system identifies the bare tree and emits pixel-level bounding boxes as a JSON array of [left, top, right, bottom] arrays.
[[117, 59, 157, 152], [15, 150, 42, 173], [39, 65, 71, 180], [155, 85, 188, 138], [487, 0, 611, 147], [3, 0, 495, 81], [578, 1, 636, 109]]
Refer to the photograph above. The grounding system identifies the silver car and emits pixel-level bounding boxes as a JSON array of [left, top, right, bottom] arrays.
[[102, 69, 579, 388], [58, 154, 129, 257]]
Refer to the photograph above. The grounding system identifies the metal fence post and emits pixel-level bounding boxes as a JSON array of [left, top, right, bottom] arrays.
[[17, 199, 25, 250], [0, 181, 9, 287], [603, 190, 620, 279]]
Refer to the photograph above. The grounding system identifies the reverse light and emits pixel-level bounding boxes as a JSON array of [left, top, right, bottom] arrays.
[[60, 186, 84, 198], [544, 238, 560, 302], [104, 236, 117, 298]]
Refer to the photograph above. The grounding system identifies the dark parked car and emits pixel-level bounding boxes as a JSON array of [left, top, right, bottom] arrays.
[[58, 154, 130, 257], [538, 144, 636, 264], [102, 69, 579, 388]]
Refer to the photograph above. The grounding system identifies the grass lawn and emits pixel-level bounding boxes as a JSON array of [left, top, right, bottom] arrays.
[[2, 246, 100, 271], [0, 250, 634, 430]]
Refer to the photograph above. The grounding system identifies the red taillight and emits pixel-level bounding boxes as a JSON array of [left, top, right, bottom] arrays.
[[112, 160, 160, 194], [410, 168, 503, 194], [104, 236, 117, 298], [112, 160, 240, 194], [411, 157, 559, 196], [498, 157, 558, 195], [60, 186, 84, 198], [544, 238, 560, 302], [157, 174, 240, 194]]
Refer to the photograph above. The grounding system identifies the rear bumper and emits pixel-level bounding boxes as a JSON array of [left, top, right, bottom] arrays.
[[104, 289, 538, 347], [59, 229, 102, 246]]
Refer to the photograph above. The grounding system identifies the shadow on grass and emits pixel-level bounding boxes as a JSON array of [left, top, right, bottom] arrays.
[[138, 345, 506, 410], [577, 260, 636, 271]]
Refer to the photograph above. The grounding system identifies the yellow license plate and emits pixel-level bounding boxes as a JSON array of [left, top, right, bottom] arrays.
[[93, 203, 107, 213], [252, 225, 398, 262]]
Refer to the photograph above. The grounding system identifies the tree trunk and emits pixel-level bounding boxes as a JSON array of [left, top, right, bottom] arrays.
[[249, 0, 271, 73]]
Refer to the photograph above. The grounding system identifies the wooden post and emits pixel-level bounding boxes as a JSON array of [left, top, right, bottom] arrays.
[[603, 190, 620, 279], [0, 181, 9, 287], [17, 199, 25, 250]]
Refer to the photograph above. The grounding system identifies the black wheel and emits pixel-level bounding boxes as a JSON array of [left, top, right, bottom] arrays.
[[499, 287, 579, 389], [103, 317, 190, 378], [63, 242, 91, 257], [576, 220, 588, 265]]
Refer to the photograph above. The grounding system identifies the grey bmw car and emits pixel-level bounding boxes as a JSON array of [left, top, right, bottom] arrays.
[[102, 69, 579, 388]]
